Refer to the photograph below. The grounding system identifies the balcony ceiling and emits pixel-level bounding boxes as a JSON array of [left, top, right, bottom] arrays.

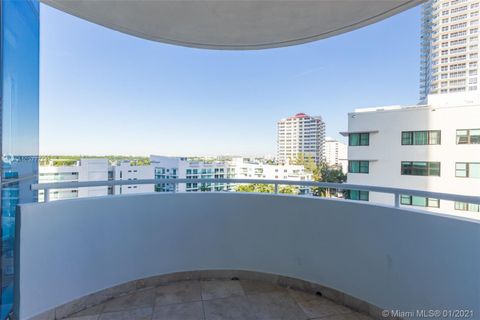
[[41, 0, 424, 50]]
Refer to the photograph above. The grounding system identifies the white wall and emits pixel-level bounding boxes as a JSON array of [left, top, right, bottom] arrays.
[[113, 162, 154, 195], [77, 159, 109, 198], [17, 193, 480, 319]]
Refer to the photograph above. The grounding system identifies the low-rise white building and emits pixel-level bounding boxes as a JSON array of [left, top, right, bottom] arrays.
[[39, 158, 109, 201], [344, 94, 480, 219], [150, 155, 232, 192], [39, 155, 315, 201], [112, 161, 154, 195], [230, 157, 313, 193]]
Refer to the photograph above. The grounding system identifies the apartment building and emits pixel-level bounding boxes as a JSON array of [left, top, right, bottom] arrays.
[[420, 0, 480, 102], [230, 157, 313, 194], [324, 138, 348, 172], [344, 94, 480, 218], [277, 113, 326, 165], [39, 155, 314, 200], [150, 155, 233, 192], [112, 161, 154, 195], [39, 159, 109, 201]]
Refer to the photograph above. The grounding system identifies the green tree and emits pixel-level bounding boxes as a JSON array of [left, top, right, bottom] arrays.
[[291, 152, 316, 172], [312, 162, 347, 197], [279, 185, 298, 194], [235, 184, 274, 193]]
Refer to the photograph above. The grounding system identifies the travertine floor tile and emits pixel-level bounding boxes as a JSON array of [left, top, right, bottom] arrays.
[[66, 315, 99, 320], [155, 281, 202, 306], [203, 296, 256, 320], [201, 280, 244, 300], [99, 307, 152, 320], [317, 312, 373, 320], [66, 304, 104, 320], [103, 288, 155, 312], [152, 301, 204, 320], [240, 280, 286, 295], [248, 292, 308, 320], [295, 296, 353, 319], [62, 279, 372, 320]]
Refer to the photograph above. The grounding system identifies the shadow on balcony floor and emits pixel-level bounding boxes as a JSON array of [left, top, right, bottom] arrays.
[[65, 279, 372, 320]]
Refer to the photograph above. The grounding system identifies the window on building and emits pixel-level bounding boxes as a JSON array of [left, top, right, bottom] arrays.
[[400, 195, 440, 208], [401, 130, 441, 145], [348, 133, 369, 146], [401, 162, 441, 176], [455, 162, 480, 178], [348, 160, 369, 174], [455, 201, 480, 212], [456, 129, 480, 144], [347, 190, 369, 201]]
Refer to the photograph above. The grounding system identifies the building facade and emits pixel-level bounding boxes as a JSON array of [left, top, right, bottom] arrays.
[[420, 0, 480, 102], [345, 95, 480, 219], [150, 155, 233, 192], [39, 159, 110, 201], [39, 155, 314, 200], [276, 113, 325, 165], [324, 138, 348, 172], [112, 161, 155, 195], [229, 157, 313, 194]]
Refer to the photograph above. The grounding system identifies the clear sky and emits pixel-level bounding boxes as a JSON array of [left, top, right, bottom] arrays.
[[40, 3, 421, 157]]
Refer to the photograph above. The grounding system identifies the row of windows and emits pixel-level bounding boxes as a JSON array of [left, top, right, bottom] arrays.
[[400, 195, 440, 208], [401, 161, 441, 176], [347, 194, 478, 213], [402, 130, 441, 145], [455, 162, 480, 178], [348, 129, 480, 146], [455, 201, 480, 212], [348, 161, 480, 178]]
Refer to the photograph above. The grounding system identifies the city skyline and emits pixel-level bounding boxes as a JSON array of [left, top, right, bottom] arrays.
[[41, 3, 420, 157]]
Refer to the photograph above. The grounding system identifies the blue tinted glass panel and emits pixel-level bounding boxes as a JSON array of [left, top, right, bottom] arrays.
[[1, 0, 39, 318]]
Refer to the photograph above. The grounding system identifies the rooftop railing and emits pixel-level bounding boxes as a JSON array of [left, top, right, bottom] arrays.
[[30, 178, 480, 208]]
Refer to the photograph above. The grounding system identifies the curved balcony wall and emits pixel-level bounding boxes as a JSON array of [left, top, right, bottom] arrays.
[[16, 193, 480, 319]]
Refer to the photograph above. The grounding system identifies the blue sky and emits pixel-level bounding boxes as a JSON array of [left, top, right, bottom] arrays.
[[40, 4, 421, 157]]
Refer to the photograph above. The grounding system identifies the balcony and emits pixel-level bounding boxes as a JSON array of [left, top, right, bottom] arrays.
[[4, 0, 480, 319], [15, 179, 480, 320]]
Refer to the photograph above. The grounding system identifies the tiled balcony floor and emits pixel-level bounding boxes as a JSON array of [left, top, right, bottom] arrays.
[[65, 279, 373, 320]]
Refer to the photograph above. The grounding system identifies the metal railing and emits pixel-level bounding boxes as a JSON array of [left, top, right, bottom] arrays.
[[30, 178, 480, 208]]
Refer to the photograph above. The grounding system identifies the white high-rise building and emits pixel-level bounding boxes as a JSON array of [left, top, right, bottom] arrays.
[[277, 113, 326, 165], [344, 95, 480, 219], [420, 0, 480, 102], [324, 138, 348, 172]]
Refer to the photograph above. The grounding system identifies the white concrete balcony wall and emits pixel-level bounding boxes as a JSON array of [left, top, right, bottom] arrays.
[[16, 193, 480, 319]]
